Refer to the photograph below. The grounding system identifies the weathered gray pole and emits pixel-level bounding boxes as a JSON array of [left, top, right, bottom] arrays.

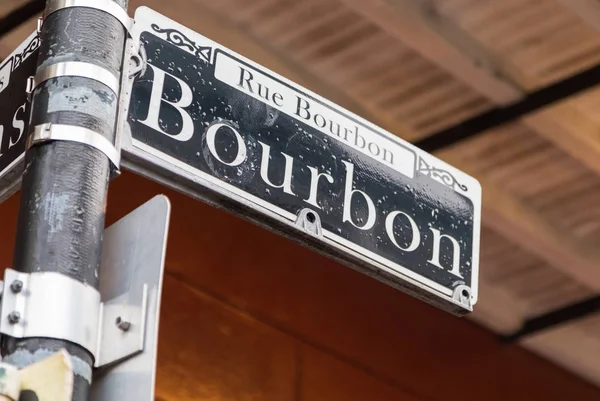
[[4, 1, 128, 399]]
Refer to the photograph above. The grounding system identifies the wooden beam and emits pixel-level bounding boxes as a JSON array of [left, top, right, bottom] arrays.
[[470, 280, 526, 335], [0, 15, 37, 55], [523, 104, 600, 178], [522, 315, 600, 387], [482, 184, 600, 289], [556, 0, 600, 32], [338, 0, 524, 104], [437, 151, 600, 291]]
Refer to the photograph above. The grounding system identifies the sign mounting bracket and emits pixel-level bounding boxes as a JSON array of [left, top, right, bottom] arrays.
[[0, 268, 147, 368]]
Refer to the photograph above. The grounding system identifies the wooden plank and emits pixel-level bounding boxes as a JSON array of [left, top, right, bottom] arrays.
[[470, 280, 526, 335], [436, 150, 600, 291], [338, 0, 524, 104], [301, 345, 420, 401], [523, 104, 600, 178], [482, 183, 600, 288], [522, 314, 600, 388], [156, 276, 297, 401], [483, 177, 600, 289], [0, 16, 37, 58], [557, 0, 600, 32]]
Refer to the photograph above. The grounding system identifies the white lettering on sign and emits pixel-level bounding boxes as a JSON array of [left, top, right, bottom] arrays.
[[428, 228, 463, 278], [0, 103, 27, 160], [139, 64, 194, 142], [138, 62, 464, 278], [213, 52, 416, 179], [205, 122, 247, 167], [10, 104, 26, 148], [304, 166, 334, 210], [341, 160, 376, 231], [258, 142, 296, 196], [385, 211, 421, 252]]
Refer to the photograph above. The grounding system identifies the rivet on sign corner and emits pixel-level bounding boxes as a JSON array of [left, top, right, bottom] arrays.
[[295, 208, 323, 238], [452, 284, 472, 308]]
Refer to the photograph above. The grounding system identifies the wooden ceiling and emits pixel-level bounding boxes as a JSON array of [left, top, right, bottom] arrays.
[[2, 0, 600, 392]]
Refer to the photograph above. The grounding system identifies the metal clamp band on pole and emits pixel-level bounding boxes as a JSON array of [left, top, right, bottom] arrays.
[[27, 61, 120, 95], [0, 268, 148, 367], [28, 123, 121, 170], [43, 0, 134, 34], [0, 269, 101, 357]]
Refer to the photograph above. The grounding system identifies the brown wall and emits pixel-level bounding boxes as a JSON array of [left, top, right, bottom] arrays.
[[0, 172, 598, 401]]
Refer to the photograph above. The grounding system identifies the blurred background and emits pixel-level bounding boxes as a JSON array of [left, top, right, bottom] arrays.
[[2, 0, 600, 400]]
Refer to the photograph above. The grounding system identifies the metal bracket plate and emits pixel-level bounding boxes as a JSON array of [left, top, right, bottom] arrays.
[[27, 62, 120, 95], [28, 123, 121, 171], [0, 269, 146, 367], [0, 196, 169, 376], [95, 285, 147, 367], [90, 195, 170, 401]]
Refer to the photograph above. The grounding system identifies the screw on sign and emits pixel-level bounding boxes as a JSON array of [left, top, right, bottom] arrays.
[[7, 312, 20, 325], [9, 280, 22, 294], [115, 316, 131, 332]]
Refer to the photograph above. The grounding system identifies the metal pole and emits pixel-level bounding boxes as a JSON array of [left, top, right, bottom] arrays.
[[3, 0, 128, 399]]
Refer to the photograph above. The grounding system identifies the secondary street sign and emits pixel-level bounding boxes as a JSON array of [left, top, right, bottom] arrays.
[[123, 7, 481, 315], [0, 32, 39, 203]]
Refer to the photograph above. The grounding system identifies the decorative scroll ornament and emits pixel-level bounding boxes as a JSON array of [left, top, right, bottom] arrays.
[[151, 24, 212, 63], [12, 35, 40, 72], [418, 158, 468, 192]]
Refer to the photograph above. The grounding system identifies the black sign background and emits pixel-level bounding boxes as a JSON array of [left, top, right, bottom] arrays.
[[0, 38, 37, 176], [128, 31, 475, 291]]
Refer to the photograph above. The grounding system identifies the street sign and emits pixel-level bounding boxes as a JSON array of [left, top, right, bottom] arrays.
[[125, 7, 482, 315], [0, 32, 39, 203], [0, 12, 482, 315]]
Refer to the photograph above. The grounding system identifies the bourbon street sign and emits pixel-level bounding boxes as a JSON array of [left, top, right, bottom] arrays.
[[122, 7, 482, 315], [0, 32, 39, 203]]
